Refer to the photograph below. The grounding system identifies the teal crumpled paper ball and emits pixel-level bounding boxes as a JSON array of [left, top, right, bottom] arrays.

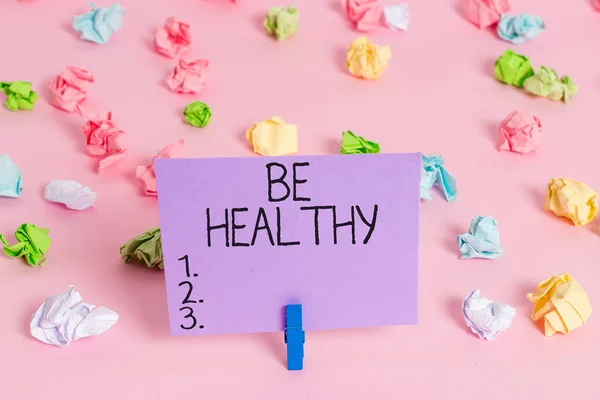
[[72, 2, 125, 44], [420, 154, 457, 202], [497, 14, 544, 45], [0, 154, 23, 198]]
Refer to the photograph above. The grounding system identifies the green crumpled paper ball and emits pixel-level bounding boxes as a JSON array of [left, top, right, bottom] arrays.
[[120, 227, 164, 270], [340, 130, 380, 154], [0, 81, 38, 111], [183, 101, 212, 128], [493, 49, 534, 88], [0, 223, 51, 266], [523, 66, 578, 103], [264, 6, 299, 40]]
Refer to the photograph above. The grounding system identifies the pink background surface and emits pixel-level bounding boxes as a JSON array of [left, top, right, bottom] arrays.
[[1, 0, 599, 398]]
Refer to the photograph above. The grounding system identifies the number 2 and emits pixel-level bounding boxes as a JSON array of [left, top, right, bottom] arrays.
[[179, 307, 196, 330], [178, 281, 196, 304]]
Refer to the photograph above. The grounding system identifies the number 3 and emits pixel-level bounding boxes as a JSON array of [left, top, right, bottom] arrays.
[[179, 307, 197, 330]]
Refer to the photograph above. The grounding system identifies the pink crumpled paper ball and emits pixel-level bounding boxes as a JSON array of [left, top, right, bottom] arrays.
[[49, 66, 94, 113], [462, 0, 510, 29], [344, 0, 383, 32], [166, 58, 209, 94], [82, 112, 127, 171], [154, 17, 191, 58], [136, 139, 187, 196], [498, 110, 542, 154]]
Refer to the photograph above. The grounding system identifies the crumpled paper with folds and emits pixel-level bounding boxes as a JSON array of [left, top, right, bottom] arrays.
[[30, 286, 119, 347], [527, 273, 592, 336]]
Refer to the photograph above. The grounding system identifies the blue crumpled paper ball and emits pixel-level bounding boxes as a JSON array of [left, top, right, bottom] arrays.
[[420, 154, 457, 202], [497, 14, 545, 45], [0, 154, 23, 198], [72, 2, 125, 45], [457, 216, 504, 260]]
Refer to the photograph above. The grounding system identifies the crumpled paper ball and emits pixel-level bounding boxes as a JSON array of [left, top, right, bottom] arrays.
[[494, 49, 534, 87], [0, 154, 23, 198], [462, 0, 510, 29], [545, 178, 598, 226], [344, 0, 383, 32], [346, 36, 391, 80], [30, 286, 119, 347], [183, 101, 212, 127], [136, 139, 187, 196], [264, 6, 299, 40], [72, 2, 125, 45], [49, 66, 94, 113], [383, 4, 410, 31], [420, 154, 457, 202], [0, 223, 51, 267], [82, 112, 127, 171], [498, 110, 542, 154], [457, 216, 504, 259], [0, 81, 38, 111], [246, 116, 298, 156], [526, 273, 592, 336], [166, 58, 209, 94], [462, 290, 515, 341], [120, 227, 163, 269], [43, 180, 96, 211], [523, 66, 577, 103], [340, 130, 380, 154], [497, 14, 544, 45], [154, 17, 191, 58]]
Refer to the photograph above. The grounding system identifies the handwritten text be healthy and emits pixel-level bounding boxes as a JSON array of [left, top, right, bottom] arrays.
[[205, 162, 379, 247]]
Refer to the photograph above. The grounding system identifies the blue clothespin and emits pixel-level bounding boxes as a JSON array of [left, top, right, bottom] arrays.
[[284, 304, 305, 371]]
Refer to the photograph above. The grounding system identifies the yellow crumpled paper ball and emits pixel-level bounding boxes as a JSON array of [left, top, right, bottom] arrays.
[[346, 36, 391, 80], [246, 116, 298, 156], [526, 273, 592, 336], [544, 177, 598, 226]]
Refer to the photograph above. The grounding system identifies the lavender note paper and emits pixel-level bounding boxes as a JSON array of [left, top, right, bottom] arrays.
[[155, 154, 420, 336]]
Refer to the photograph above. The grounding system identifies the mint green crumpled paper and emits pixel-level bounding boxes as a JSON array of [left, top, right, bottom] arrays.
[[264, 6, 299, 40], [523, 66, 577, 103]]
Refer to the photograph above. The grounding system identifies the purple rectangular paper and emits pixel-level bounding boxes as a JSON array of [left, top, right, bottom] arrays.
[[155, 154, 420, 336]]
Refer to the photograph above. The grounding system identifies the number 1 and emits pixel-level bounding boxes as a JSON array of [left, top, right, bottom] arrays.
[[178, 255, 190, 278]]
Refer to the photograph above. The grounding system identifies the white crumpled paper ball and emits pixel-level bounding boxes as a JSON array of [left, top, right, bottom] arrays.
[[30, 286, 119, 347]]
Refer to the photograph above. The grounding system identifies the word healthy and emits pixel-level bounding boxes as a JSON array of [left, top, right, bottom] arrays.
[[205, 162, 380, 247]]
